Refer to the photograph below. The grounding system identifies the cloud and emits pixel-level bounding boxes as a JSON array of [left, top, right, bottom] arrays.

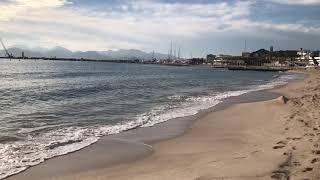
[[268, 0, 320, 5], [0, 0, 319, 54], [0, 0, 71, 21], [0, 0, 256, 50]]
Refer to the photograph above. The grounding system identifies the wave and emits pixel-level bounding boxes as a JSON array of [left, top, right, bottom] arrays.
[[0, 72, 298, 179], [137, 73, 297, 127]]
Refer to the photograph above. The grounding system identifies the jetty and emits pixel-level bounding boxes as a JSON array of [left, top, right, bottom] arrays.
[[227, 65, 291, 72]]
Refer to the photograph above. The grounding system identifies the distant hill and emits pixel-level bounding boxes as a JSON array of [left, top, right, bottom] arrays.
[[46, 46, 74, 58], [0, 46, 167, 60], [99, 49, 167, 60], [74, 51, 110, 60]]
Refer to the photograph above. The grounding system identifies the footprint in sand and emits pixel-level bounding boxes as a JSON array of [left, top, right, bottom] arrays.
[[304, 133, 315, 137], [277, 141, 287, 145], [312, 150, 320, 155], [273, 141, 287, 149], [302, 167, 313, 172], [292, 161, 301, 167], [311, 158, 319, 164], [271, 170, 289, 179], [289, 114, 295, 119], [287, 137, 301, 141], [273, 146, 285, 149]]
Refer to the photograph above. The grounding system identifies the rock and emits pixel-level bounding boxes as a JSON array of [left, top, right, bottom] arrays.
[[277, 96, 290, 104]]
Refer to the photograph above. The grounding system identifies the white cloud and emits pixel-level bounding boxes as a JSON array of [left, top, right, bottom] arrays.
[[0, 1, 255, 50], [0, 0, 70, 21], [268, 0, 320, 5], [0, 0, 319, 53]]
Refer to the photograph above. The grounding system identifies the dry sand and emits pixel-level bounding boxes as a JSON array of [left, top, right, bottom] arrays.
[[13, 70, 320, 180], [271, 69, 320, 180]]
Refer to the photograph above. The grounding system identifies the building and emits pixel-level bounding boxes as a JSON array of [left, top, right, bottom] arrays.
[[312, 51, 320, 66], [206, 54, 216, 64], [242, 52, 251, 57], [297, 48, 317, 67], [270, 46, 274, 53], [297, 48, 311, 61], [251, 49, 270, 58], [274, 50, 298, 58]]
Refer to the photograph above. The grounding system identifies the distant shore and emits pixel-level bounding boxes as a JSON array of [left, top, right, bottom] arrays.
[[0, 56, 191, 66], [1, 57, 301, 72]]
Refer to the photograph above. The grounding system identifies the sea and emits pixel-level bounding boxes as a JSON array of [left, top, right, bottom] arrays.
[[0, 59, 298, 179]]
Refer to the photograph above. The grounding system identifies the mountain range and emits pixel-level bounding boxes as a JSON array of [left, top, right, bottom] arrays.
[[0, 46, 168, 60]]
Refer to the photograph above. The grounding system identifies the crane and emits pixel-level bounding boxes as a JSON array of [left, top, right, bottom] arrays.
[[0, 37, 13, 60]]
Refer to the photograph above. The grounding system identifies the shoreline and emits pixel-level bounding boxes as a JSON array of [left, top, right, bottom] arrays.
[[7, 72, 306, 180]]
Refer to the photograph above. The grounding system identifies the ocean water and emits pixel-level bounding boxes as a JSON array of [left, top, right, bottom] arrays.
[[0, 59, 297, 179]]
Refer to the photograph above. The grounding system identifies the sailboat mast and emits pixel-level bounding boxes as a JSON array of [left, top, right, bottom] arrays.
[[244, 40, 247, 52], [152, 50, 155, 60], [170, 41, 173, 60], [174, 43, 176, 59]]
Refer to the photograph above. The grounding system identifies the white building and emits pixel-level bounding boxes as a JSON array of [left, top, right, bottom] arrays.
[[297, 49, 319, 67], [315, 55, 320, 65]]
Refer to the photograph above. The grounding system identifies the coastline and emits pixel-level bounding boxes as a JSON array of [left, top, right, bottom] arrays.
[[7, 71, 312, 180]]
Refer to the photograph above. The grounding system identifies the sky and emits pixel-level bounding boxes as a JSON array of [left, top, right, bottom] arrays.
[[0, 0, 319, 57]]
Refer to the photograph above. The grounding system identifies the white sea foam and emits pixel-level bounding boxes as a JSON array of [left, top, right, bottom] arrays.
[[0, 123, 145, 179], [138, 73, 298, 127], [0, 72, 299, 179]]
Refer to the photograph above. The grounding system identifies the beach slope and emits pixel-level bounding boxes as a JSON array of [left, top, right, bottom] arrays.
[[11, 70, 320, 180]]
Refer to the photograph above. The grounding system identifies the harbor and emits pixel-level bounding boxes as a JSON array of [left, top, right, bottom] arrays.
[[1, 48, 319, 72]]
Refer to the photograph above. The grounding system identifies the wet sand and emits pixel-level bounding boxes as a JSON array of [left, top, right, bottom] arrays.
[[9, 70, 320, 180]]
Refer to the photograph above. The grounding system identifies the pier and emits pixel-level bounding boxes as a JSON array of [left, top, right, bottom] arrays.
[[227, 65, 291, 72]]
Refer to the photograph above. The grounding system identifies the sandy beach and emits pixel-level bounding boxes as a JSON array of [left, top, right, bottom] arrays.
[[8, 69, 320, 180]]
